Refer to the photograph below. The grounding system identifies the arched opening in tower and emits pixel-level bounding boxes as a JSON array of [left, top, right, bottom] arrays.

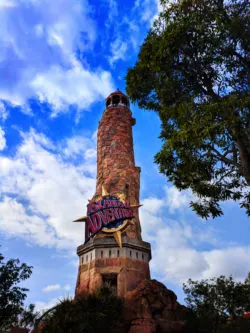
[[102, 273, 118, 295]]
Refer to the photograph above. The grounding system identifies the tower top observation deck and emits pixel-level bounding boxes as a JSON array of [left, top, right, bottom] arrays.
[[105, 90, 130, 109]]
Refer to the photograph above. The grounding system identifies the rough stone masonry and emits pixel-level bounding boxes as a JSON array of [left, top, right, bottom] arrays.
[[75, 91, 151, 298], [74, 91, 186, 333]]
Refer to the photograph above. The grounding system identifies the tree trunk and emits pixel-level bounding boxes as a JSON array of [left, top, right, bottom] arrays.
[[236, 132, 250, 186]]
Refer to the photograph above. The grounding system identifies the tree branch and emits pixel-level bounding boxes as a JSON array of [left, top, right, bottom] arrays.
[[232, 50, 248, 65], [216, 169, 235, 184], [210, 147, 241, 168]]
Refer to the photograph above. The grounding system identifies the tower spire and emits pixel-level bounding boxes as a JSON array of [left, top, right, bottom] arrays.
[[75, 91, 151, 298]]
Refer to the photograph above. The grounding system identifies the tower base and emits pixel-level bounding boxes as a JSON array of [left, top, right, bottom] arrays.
[[124, 279, 186, 333], [75, 236, 151, 298]]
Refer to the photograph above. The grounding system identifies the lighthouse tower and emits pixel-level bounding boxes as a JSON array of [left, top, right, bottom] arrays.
[[75, 91, 151, 298]]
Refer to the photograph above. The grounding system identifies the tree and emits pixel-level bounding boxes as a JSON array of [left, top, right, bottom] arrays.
[[38, 284, 123, 333], [245, 271, 250, 285], [126, 0, 250, 218], [183, 275, 250, 332], [0, 251, 37, 332]]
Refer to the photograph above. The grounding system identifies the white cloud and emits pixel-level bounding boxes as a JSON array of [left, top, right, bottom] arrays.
[[35, 296, 66, 312], [31, 61, 114, 116], [0, 129, 96, 249], [106, 0, 118, 24], [108, 38, 128, 65], [133, 0, 159, 24], [202, 247, 250, 279], [43, 284, 61, 293], [0, 0, 16, 8], [142, 185, 192, 216], [0, 127, 6, 150], [0, 197, 64, 248], [42, 283, 72, 293], [141, 0, 156, 22], [164, 186, 192, 214], [142, 197, 164, 213], [105, 0, 158, 65], [64, 284, 72, 291], [140, 189, 250, 285], [62, 135, 96, 159], [104, 0, 171, 66], [0, 101, 8, 121], [36, 287, 73, 311], [84, 148, 96, 160], [0, 0, 114, 114]]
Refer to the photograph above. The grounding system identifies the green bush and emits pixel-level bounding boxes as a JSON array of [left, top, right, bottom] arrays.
[[40, 284, 123, 333], [183, 275, 250, 333]]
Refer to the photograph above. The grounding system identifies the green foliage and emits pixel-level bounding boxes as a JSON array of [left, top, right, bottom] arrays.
[[126, 0, 250, 218], [40, 284, 123, 333], [18, 304, 39, 329], [0, 251, 37, 332], [183, 275, 250, 332], [245, 271, 250, 285]]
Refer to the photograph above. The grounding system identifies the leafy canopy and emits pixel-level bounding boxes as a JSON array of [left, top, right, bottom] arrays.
[[126, 0, 250, 218], [0, 251, 38, 332], [183, 275, 250, 333]]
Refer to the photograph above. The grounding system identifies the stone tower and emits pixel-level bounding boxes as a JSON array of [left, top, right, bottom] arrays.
[[75, 91, 151, 298]]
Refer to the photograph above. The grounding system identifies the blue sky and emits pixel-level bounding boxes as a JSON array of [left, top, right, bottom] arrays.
[[0, 0, 250, 311]]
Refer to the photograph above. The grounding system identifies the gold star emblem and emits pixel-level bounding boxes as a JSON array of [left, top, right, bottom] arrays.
[[73, 187, 141, 248]]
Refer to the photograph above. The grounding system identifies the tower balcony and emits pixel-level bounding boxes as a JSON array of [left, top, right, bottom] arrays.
[[105, 91, 130, 109]]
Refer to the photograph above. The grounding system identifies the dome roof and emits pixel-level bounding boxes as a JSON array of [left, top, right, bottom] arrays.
[[105, 90, 130, 109]]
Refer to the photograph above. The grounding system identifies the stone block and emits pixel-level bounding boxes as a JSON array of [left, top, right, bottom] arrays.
[[124, 279, 186, 333]]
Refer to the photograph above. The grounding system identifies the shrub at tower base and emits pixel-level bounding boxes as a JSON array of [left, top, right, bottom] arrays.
[[35, 285, 123, 333]]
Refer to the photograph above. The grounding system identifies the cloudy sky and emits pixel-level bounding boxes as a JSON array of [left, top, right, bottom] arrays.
[[0, 0, 249, 311]]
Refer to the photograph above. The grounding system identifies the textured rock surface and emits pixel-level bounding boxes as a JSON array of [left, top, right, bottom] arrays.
[[76, 256, 150, 298], [124, 279, 186, 333], [76, 92, 151, 299], [94, 92, 141, 239]]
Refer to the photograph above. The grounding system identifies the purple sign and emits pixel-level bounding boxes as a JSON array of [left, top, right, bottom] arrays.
[[85, 195, 134, 242]]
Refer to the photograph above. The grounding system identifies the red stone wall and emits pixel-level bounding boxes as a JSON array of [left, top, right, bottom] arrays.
[[94, 105, 142, 239], [76, 93, 151, 302], [124, 279, 186, 333], [75, 257, 150, 298]]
